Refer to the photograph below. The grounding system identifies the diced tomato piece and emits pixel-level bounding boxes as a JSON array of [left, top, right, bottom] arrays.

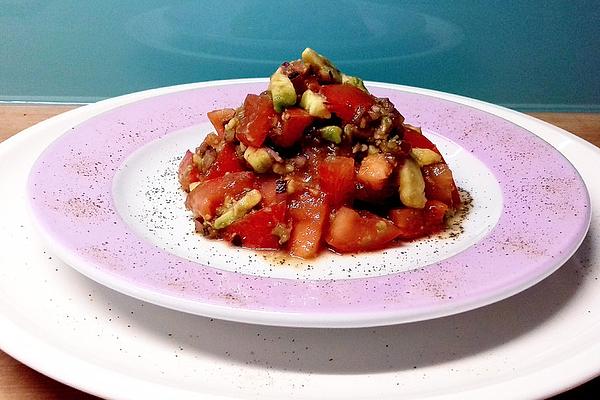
[[305, 76, 322, 92], [423, 200, 449, 232], [320, 84, 375, 124], [288, 221, 320, 259], [300, 146, 328, 184], [288, 191, 329, 258], [188, 168, 201, 185], [235, 94, 277, 147], [451, 182, 461, 207], [389, 208, 427, 240], [222, 201, 287, 249], [178, 150, 201, 191], [185, 172, 256, 220], [207, 108, 235, 137], [281, 60, 312, 92], [389, 200, 449, 240], [422, 162, 460, 208], [318, 156, 355, 208], [403, 130, 456, 200], [258, 177, 287, 207], [354, 183, 396, 204], [291, 75, 322, 95], [271, 108, 314, 148], [304, 76, 323, 92], [287, 190, 326, 222], [402, 128, 441, 155], [325, 207, 400, 253], [357, 153, 393, 191], [204, 143, 245, 180]]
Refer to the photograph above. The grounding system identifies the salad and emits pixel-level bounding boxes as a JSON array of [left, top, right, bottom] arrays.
[[178, 48, 461, 259]]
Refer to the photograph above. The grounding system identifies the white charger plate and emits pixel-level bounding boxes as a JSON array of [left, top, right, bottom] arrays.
[[1, 82, 599, 399]]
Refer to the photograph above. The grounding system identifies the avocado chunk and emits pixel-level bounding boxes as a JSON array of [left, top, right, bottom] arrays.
[[342, 74, 368, 93], [271, 223, 291, 245], [269, 69, 296, 112], [300, 90, 331, 119], [301, 48, 342, 83], [398, 158, 427, 208], [244, 147, 273, 173], [319, 125, 342, 144], [214, 189, 262, 229], [410, 148, 442, 167]]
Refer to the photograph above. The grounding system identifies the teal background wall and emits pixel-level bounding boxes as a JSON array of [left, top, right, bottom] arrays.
[[1, 1, 598, 111]]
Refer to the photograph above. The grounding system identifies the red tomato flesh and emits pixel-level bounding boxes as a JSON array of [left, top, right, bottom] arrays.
[[291, 75, 321, 94], [402, 128, 441, 155], [258, 177, 287, 207], [422, 162, 460, 208], [178, 150, 201, 191], [318, 156, 355, 208], [320, 84, 375, 124], [325, 207, 401, 253], [185, 172, 256, 220], [271, 107, 314, 148], [223, 201, 287, 249], [235, 94, 277, 147], [424, 200, 449, 232], [204, 142, 245, 181], [288, 191, 329, 258], [389, 200, 450, 240], [388, 208, 427, 240], [207, 108, 235, 137], [357, 153, 393, 191]]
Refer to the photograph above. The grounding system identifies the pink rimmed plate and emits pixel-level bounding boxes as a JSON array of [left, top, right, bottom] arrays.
[[27, 79, 591, 328]]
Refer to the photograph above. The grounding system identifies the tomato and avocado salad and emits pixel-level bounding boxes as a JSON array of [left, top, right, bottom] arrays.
[[178, 48, 461, 259]]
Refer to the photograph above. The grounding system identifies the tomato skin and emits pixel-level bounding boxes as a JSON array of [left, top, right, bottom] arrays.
[[325, 207, 401, 253], [318, 156, 355, 208], [207, 108, 235, 137], [402, 128, 441, 155], [235, 94, 277, 147], [422, 162, 460, 208], [320, 84, 375, 124], [288, 191, 329, 258], [204, 142, 245, 180], [178, 150, 201, 191], [222, 201, 287, 249], [185, 172, 256, 220], [271, 107, 314, 148]]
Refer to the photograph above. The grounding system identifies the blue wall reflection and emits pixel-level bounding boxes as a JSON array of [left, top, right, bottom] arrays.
[[1, 0, 598, 111]]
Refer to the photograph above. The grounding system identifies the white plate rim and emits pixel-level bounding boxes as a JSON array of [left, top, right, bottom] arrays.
[[23, 79, 592, 328]]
